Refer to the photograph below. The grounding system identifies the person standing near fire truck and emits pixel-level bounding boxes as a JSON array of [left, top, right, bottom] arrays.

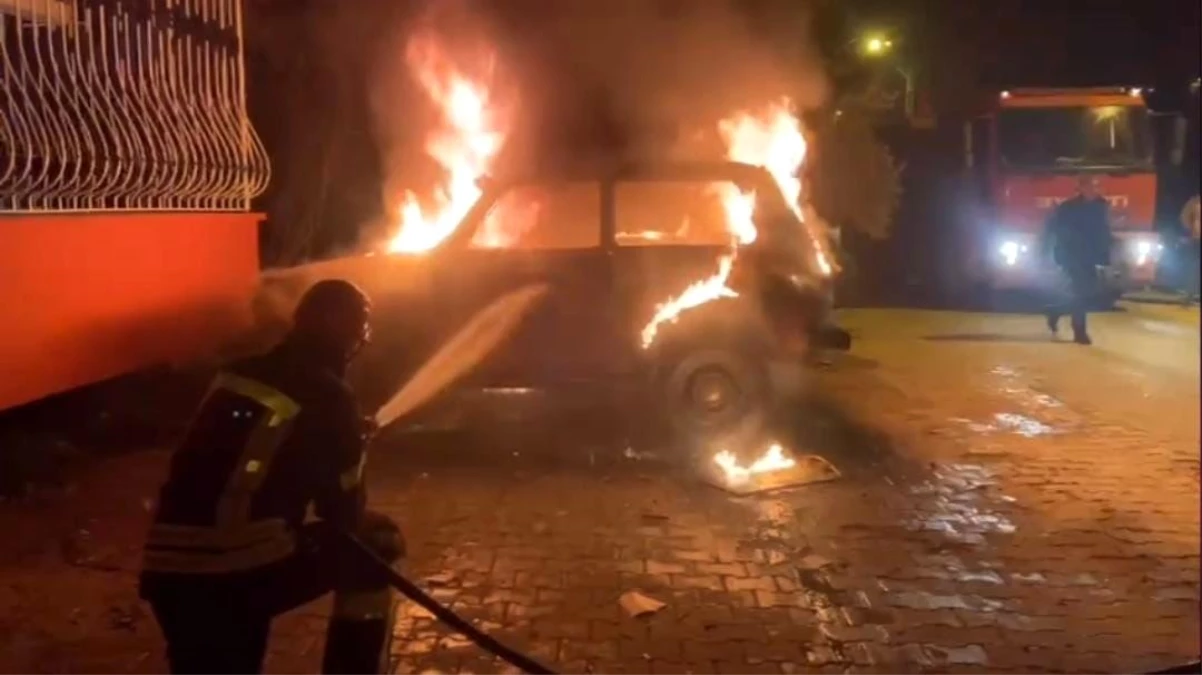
[[1181, 195, 1200, 304], [1042, 175, 1113, 345], [139, 279, 404, 674]]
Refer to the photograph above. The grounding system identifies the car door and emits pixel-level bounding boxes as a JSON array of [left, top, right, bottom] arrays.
[[610, 176, 744, 347], [431, 178, 622, 387]]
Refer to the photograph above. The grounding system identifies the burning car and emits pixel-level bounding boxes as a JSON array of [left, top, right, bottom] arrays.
[[252, 33, 849, 460], [316, 155, 849, 457]]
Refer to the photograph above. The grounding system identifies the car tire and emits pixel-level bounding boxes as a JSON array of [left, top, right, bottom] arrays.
[[654, 345, 773, 459]]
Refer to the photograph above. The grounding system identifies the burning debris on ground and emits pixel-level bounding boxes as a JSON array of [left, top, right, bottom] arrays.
[[709, 442, 843, 495]]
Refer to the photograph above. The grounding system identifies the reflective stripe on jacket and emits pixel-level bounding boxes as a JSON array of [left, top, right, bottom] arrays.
[[142, 518, 298, 574], [143, 372, 301, 574]]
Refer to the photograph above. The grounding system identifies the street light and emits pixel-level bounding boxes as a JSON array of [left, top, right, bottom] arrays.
[[853, 32, 913, 119], [858, 34, 893, 57]]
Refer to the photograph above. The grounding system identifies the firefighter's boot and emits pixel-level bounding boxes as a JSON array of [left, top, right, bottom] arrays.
[[321, 513, 406, 674], [322, 588, 396, 674]]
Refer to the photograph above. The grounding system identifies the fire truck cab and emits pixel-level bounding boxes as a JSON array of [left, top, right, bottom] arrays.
[[962, 87, 1163, 302]]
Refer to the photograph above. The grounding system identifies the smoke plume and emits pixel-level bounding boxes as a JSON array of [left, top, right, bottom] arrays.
[[364, 0, 831, 216]]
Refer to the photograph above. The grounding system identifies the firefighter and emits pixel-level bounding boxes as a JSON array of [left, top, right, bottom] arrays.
[[1042, 175, 1113, 345], [139, 278, 403, 674]]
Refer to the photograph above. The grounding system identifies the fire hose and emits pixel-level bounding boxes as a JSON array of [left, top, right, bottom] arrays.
[[338, 532, 556, 675], [344, 286, 559, 673]]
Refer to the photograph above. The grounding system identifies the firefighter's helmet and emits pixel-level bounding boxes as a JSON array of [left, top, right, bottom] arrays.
[[293, 279, 372, 360]]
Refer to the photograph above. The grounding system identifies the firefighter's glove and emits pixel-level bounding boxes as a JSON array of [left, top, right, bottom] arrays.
[[358, 510, 406, 563], [360, 416, 380, 445]]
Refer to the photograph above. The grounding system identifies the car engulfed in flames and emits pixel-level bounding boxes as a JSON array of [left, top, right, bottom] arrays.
[[253, 30, 849, 475], [349, 156, 847, 465]]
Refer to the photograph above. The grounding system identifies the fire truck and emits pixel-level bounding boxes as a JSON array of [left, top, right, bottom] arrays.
[[961, 87, 1167, 304]]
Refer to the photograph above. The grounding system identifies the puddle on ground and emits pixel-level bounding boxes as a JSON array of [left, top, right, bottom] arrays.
[[988, 365, 1083, 427], [904, 463, 1019, 542], [992, 412, 1057, 437], [952, 412, 1058, 438]]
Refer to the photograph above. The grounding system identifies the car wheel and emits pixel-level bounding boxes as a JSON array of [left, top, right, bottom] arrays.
[[656, 346, 772, 458]]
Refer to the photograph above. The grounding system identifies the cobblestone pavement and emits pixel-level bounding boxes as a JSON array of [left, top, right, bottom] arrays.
[[1118, 299, 1200, 326], [0, 309, 1198, 674]]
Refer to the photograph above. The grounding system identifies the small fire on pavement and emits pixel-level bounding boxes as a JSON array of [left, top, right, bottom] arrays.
[[709, 442, 841, 495]]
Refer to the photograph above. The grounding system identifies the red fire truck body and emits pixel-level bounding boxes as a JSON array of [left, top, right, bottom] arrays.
[[965, 87, 1162, 298]]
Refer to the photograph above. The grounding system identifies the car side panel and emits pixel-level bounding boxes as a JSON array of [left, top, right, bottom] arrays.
[[433, 248, 626, 386]]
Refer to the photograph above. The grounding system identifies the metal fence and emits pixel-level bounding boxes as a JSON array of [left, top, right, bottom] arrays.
[[0, 0, 269, 212]]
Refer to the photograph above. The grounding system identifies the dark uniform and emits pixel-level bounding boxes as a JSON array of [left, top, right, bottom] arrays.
[[1042, 193, 1112, 344], [139, 280, 401, 674]]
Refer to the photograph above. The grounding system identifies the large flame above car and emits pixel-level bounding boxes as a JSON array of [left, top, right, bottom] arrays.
[[640, 99, 821, 350], [720, 100, 833, 276], [386, 34, 509, 254]]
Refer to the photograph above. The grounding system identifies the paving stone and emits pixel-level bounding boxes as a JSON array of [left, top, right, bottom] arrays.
[[696, 562, 748, 578], [926, 644, 990, 667], [819, 622, 889, 643], [646, 560, 690, 575], [887, 591, 971, 611], [724, 576, 776, 593], [4, 310, 1201, 675], [805, 644, 847, 666]]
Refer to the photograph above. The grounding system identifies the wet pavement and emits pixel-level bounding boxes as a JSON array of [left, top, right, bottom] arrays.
[[0, 308, 1198, 674]]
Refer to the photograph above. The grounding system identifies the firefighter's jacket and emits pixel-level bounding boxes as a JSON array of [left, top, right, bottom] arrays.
[[141, 338, 368, 575], [1042, 195, 1113, 276]]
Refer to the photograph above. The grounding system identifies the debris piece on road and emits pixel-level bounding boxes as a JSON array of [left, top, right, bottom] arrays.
[[532, 521, 549, 535], [926, 644, 989, 666], [798, 553, 835, 571], [425, 571, 456, 587], [619, 590, 666, 618]]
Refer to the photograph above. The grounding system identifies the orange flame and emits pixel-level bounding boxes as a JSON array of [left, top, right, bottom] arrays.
[[639, 253, 739, 348], [387, 35, 508, 254], [641, 99, 822, 350], [713, 443, 797, 484], [720, 100, 832, 275]]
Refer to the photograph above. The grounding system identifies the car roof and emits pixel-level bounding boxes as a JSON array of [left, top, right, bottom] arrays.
[[483, 158, 776, 186]]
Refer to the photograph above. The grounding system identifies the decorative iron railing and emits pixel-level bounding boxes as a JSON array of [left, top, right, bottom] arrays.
[[0, 0, 269, 212]]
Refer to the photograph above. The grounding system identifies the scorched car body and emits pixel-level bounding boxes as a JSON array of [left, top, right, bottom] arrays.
[[357, 157, 846, 453]]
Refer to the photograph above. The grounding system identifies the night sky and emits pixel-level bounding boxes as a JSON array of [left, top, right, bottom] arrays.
[[244, 0, 1201, 259], [836, 0, 1200, 108]]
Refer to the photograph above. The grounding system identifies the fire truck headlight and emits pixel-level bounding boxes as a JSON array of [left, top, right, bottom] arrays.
[[1129, 238, 1161, 266], [998, 240, 1028, 267]]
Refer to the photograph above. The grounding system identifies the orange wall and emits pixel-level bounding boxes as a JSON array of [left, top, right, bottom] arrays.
[[0, 212, 261, 411]]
